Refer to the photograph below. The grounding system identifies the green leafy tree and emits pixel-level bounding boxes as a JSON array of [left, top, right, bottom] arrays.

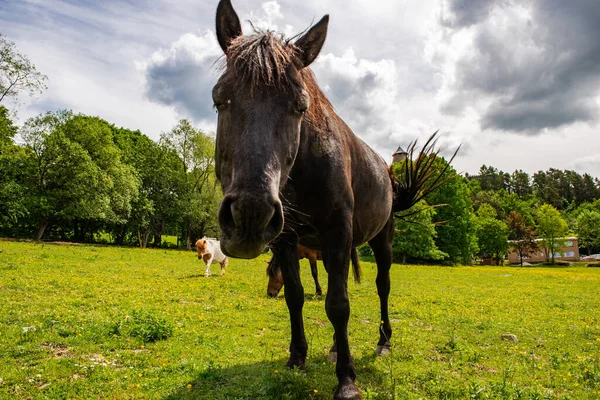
[[0, 105, 28, 233], [535, 204, 568, 264], [575, 210, 600, 256], [160, 119, 221, 249], [509, 169, 532, 199], [0, 104, 17, 151], [111, 127, 157, 246], [392, 200, 448, 264], [472, 190, 504, 219], [20, 111, 139, 240], [0, 34, 47, 105], [498, 191, 536, 227], [426, 159, 478, 264], [506, 211, 539, 266], [533, 170, 564, 210], [475, 204, 509, 265]]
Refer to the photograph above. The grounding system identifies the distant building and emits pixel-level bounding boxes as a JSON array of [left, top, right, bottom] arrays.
[[392, 145, 408, 164], [507, 237, 580, 264]]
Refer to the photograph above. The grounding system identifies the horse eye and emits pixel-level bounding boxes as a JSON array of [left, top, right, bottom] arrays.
[[295, 105, 308, 116], [214, 99, 231, 112]]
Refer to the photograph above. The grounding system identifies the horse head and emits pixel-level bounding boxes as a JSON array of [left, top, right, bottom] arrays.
[[214, 0, 329, 258], [265, 258, 283, 297]]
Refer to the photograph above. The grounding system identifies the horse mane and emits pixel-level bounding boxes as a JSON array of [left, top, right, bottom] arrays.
[[265, 257, 279, 278], [225, 30, 334, 133]]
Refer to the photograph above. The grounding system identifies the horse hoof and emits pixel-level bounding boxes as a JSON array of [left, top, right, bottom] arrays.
[[328, 351, 337, 363], [334, 378, 362, 400], [375, 342, 391, 356], [205, 274, 211, 278], [285, 357, 306, 370]]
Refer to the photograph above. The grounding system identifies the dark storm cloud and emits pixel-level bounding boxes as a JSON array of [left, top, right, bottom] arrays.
[[142, 32, 222, 124], [441, 0, 496, 28], [440, 0, 600, 133]]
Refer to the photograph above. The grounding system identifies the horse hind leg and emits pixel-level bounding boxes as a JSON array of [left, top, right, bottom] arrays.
[[309, 258, 322, 296], [220, 257, 228, 276], [369, 216, 394, 356]]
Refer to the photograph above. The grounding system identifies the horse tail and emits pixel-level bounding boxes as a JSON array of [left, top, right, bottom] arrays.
[[350, 247, 361, 284], [391, 131, 460, 213]]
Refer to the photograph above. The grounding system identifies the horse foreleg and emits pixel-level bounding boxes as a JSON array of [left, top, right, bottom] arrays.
[[272, 238, 307, 369], [309, 258, 322, 296], [204, 254, 213, 277], [369, 216, 394, 355], [322, 224, 361, 400]]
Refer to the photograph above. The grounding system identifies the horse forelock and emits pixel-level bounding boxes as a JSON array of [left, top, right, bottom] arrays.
[[226, 31, 298, 91], [223, 30, 333, 133]]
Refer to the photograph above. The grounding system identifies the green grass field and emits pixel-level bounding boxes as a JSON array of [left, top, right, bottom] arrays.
[[0, 240, 599, 399]]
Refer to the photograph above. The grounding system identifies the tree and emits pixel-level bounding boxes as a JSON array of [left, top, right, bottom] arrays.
[[506, 211, 539, 266], [392, 200, 448, 264], [535, 204, 568, 264], [579, 174, 600, 204], [498, 191, 536, 227], [575, 210, 600, 256], [472, 190, 504, 219], [20, 111, 139, 240], [0, 105, 27, 233], [160, 119, 221, 249], [510, 169, 531, 199], [426, 159, 478, 264], [477, 165, 506, 192], [0, 34, 48, 105], [0, 105, 17, 151], [475, 204, 509, 265], [533, 170, 563, 210]]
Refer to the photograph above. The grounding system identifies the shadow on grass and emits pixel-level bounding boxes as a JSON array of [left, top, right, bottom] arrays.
[[163, 353, 388, 400], [179, 274, 207, 280], [508, 263, 572, 269]]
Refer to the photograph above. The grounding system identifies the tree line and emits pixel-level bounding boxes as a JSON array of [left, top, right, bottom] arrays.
[[0, 107, 221, 249], [384, 162, 600, 265], [3, 32, 600, 260]]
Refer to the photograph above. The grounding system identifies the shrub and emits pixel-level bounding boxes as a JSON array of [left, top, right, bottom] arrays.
[[587, 262, 600, 268], [110, 309, 174, 343]]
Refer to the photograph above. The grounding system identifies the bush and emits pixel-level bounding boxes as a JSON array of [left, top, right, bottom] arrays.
[[110, 309, 174, 343], [587, 262, 600, 268], [358, 243, 373, 259]]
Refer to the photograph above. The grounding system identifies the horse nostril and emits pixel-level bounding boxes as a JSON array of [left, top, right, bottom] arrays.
[[263, 201, 284, 242], [218, 195, 237, 234], [268, 292, 277, 298]]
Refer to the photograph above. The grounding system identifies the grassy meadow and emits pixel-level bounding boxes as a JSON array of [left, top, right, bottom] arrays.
[[0, 240, 599, 399]]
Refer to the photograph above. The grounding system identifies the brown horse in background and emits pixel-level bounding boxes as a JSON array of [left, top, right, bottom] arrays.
[[267, 244, 323, 297], [213, 1, 456, 397], [266, 245, 361, 298]]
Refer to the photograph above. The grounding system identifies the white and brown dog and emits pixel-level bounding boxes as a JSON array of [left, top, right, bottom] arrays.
[[195, 237, 229, 277]]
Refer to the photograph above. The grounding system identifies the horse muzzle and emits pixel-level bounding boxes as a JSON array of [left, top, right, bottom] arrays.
[[218, 193, 284, 259]]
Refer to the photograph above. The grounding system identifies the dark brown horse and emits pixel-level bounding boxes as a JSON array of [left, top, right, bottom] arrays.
[[213, 1, 455, 398]]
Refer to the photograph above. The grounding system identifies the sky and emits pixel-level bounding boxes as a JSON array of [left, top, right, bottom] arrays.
[[1, 0, 600, 177]]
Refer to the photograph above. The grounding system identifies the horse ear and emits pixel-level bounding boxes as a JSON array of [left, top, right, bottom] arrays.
[[295, 15, 329, 68], [216, 0, 243, 53]]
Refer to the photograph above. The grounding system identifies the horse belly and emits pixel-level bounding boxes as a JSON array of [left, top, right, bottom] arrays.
[[351, 149, 393, 245]]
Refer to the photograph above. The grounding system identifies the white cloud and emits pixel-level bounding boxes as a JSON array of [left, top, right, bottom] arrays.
[[429, 0, 600, 133], [2, 0, 600, 178], [140, 30, 222, 129]]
